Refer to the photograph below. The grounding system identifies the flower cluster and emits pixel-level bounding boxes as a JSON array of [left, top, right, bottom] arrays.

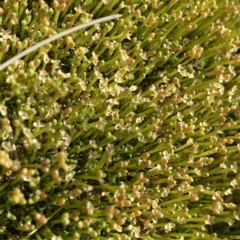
[[0, 0, 240, 239]]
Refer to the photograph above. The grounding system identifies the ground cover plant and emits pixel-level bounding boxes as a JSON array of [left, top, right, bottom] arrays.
[[0, 0, 240, 239]]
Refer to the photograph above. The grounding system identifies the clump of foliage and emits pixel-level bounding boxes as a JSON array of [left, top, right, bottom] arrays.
[[0, 0, 240, 239]]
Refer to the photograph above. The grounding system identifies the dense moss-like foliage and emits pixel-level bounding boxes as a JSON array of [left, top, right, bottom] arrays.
[[0, 0, 240, 239]]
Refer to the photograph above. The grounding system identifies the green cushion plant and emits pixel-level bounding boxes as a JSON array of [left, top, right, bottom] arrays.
[[0, 0, 240, 239]]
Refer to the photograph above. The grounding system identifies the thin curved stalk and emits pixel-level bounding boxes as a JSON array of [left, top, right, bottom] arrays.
[[0, 14, 121, 71]]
